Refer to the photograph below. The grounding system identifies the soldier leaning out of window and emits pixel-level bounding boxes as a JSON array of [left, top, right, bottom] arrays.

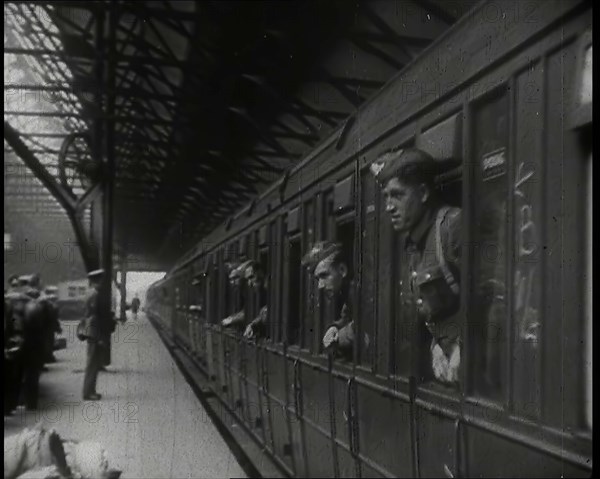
[[372, 147, 462, 385], [302, 241, 354, 361], [221, 262, 246, 329], [242, 260, 269, 340]]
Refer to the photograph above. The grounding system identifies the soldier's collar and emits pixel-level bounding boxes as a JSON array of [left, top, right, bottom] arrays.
[[406, 205, 437, 249]]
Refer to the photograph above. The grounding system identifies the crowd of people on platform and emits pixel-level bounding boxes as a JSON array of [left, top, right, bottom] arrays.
[[4, 273, 62, 416], [4, 270, 126, 478]]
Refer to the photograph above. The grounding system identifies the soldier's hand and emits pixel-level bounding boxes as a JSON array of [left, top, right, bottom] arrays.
[[322, 326, 339, 349], [243, 324, 254, 339], [5, 347, 19, 360], [221, 316, 233, 327]]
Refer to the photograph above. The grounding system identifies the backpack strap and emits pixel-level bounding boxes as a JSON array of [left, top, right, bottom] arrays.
[[435, 206, 460, 295]]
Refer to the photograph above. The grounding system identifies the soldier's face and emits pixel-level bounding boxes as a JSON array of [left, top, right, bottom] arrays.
[[382, 177, 428, 232], [13, 301, 25, 313], [246, 267, 263, 289], [314, 258, 346, 299]]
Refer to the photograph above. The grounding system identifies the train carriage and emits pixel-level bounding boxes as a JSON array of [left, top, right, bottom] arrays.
[[146, 0, 593, 476]]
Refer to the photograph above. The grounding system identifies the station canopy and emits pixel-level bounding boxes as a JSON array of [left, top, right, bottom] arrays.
[[4, 1, 475, 269]]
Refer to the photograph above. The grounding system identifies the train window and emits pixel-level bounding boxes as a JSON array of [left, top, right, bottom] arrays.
[[225, 246, 239, 316], [68, 286, 76, 298], [359, 169, 376, 367], [511, 64, 545, 418], [219, 250, 227, 319], [237, 267, 246, 316], [209, 257, 218, 324], [335, 215, 355, 361], [259, 249, 269, 285], [392, 226, 412, 379], [269, 220, 281, 342], [584, 149, 592, 431], [319, 191, 335, 348], [239, 235, 247, 260], [569, 32, 592, 130], [303, 199, 316, 350], [184, 273, 190, 308], [286, 235, 302, 346], [335, 219, 355, 283], [372, 141, 415, 378], [258, 246, 270, 340], [334, 174, 355, 213], [468, 88, 509, 401]]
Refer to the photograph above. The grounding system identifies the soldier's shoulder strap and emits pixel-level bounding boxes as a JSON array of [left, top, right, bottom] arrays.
[[435, 206, 460, 295]]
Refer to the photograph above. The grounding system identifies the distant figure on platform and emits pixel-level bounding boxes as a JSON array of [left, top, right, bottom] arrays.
[[131, 294, 141, 320], [82, 269, 104, 401]]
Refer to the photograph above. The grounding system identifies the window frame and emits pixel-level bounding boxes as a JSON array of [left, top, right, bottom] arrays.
[[284, 231, 303, 348], [568, 30, 592, 130]]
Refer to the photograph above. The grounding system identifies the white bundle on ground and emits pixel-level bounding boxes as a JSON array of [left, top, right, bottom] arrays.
[[62, 440, 121, 479], [4, 423, 121, 479], [4, 423, 68, 479], [14, 466, 61, 479]]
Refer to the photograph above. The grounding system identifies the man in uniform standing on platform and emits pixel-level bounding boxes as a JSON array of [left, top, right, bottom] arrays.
[[82, 269, 104, 400], [302, 241, 354, 360], [371, 147, 462, 384]]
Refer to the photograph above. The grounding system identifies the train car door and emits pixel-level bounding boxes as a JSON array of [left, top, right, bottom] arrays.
[[413, 110, 465, 478]]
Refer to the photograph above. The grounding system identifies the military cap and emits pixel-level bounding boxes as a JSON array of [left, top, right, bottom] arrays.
[[241, 260, 260, 279], [41, 292, 58, 301], [24, 287, 40, 299], [88, 269, 104, 279], [226, 262, 242, 281], [18, 274, 33, 285], [301, 241, 342, 271], [4, 291, 28, 302], [370, 147, 438, 186], [232, 260, 255, 280]]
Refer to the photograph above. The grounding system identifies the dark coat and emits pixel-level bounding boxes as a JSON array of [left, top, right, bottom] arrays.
[[131, 297, 140, 312], [83, 289, 101, 340]]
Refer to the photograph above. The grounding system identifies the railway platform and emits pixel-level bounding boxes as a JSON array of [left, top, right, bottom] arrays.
[[3, 314, 252, 479]]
